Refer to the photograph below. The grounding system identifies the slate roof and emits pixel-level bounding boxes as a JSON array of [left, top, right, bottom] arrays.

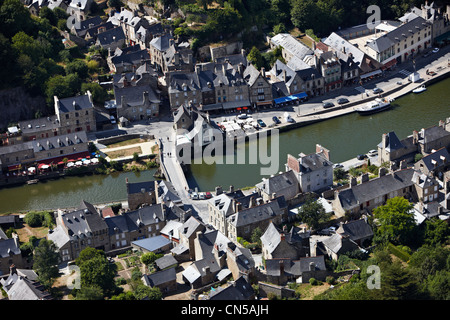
[[260, 222, 282, 255], [228, 196, 287, 228], [297, 152, 333, 173], [111, 48, 151, 69], [265, 256, 326, 276], [321, 234, 359, 255], [367, 17, 431, 53], [57, 93, 93, 113], [150, 33, 173, 52], [256, 170, 298, 195], [67, 0, 91, 10], [127, 180, 155, 195], [336, 219, 373, 242], [0, 227, 7, 240], [242, 64, 262, 86], [337, 168, 416, 211], [18, 115, 60, 135], [418, 147, 450, 172], [270, 33, 314, 60], [0, 238, 21, 258], [48, 225, 70, 249], [208, 276, 254, 300], [73, 16, 103, 36], [5, 276, 52, 300], [156, 180, 182, 204], [114, 84, 160, 106], [142, 267, 176, 287], [96, 27, 125, 46], [155, 254, 178, 270], [179, 216, 204, 238], [382, 131, 405, 151]]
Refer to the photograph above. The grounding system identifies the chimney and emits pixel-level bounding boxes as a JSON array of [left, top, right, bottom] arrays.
[[188, 53, 193, 65], [126, 177, 129, 193], [203, 266, 211, 274], [9, 264, 16, 275], [229, 185, 234, 193], [143, 91, 149, 106], [413, 130, 419, 144], [215, 186, 223, 195], [379, 167, 388, 177], [400, 160, 407, 169], [195, 64, 201, 74], [238, 62, 244, 76], [350, 177, 357, 187], [361, 173, 369, 183], [234, 200, 242, 213], [382, 133, 388, 148], [261, 67, 266, 78], [309, 262, 315, 271], [279, 260, 284, 274], [280, 233, 285, 241]]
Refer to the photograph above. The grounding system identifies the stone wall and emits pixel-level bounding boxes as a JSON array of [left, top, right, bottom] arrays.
[[0, 87, 47, 131]]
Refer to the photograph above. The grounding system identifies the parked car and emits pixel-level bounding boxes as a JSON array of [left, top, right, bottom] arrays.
[[333, 163, 344, 169], [205, 191, 212, 199], [257, 119, 266, 127], [323, 102, 335, 108], [432, 47, 439, 53], [373, 87, 383, 94], [284, 112, 295, 123], [337, 98, 349, 105], [272, 116, 281, 124], [110, 115, 116, 124], [191, 192, 199, 200], [367, 149, 378, 157], [357, 154, 367, 160], [199, 192, 206, 200], [237, 113, 248, 119]]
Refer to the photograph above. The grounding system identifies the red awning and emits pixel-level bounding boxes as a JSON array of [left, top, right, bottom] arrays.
[[7, 164, 21, 171], [383, 59, 397, 69]]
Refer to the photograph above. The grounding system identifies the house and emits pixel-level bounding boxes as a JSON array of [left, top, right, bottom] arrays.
[[168, 71, 203, 110], [255, 170, 300, 203], [66, 0, 93, 21], [206, 276, 255, 300], [227, 196, 288, 242], [260, 222, 300, 261], [332, 168, 420, 217], [182, 228, 231, 289], [378, 131, 417, 164], [0, 131, 89, 175], [335, 219, 374, 247], [0, 215, 19, 229], [317, 51, 342, 93], [413, 122, 450, 156], [54, 91, 97, 133], [268, 60, 307, 97], [0, 266, 52, 300], [0, 234, 24, 276], [242, 64, 273, 109], [105, 204, 167, 253], [114, 83, 160, 122], [415, 147, 450, 178], [49, 201, 109, 261], [126, 178, 157, 210], [178, 216, 205, 260], [95, 27, 126, 51], [264, 256, 327, 285], [141, 267, 177, 294], [108, 45, 151, 74], [286, 144, 334, 194], [412, 171, 440, 203], [154, 254, 178, 271], [150, 34, 194, 74], [316, 233, 360, 261], [226, 242, 255, 280], [269, 33, 314, 65]]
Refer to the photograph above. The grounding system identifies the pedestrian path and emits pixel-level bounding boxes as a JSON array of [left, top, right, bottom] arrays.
[[398, 69, 412, 77]]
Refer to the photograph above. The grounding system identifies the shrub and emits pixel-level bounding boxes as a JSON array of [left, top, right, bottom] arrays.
[[326, 276, 335, 285], [309, 278, 319, 286], [387, 243, 411, 262]]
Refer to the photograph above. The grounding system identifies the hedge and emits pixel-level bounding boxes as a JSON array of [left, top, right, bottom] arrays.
[[387, 242, 411, 262]]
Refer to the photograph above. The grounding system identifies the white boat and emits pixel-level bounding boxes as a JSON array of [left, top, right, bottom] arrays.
[[412, 85, 426, 93], [356, 97, 393, 115]]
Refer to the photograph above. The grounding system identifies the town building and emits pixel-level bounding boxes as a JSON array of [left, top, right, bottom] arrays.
[[286, 144, 334, 193], [54, 91, 97, 133]]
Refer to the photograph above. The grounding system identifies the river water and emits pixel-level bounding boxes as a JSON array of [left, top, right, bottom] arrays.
[[186, 77, 450, 191], [1, 77, 449, 213]]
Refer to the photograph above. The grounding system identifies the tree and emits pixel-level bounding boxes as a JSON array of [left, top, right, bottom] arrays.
[[24, 211, 43, 227], [0, 0, 34, 38], [140, 252, 158, 266], [297, 196, 330, 230], [33, 239, 60, 289], [424, 218, 449, 246], [372, 197, 415, 245], [81, 82, 108, 104], [77, 248, 117, 297], [247, 46, 264, 70], [250, 227, 263, 245], [75, 285, 104, 300], [39, 7, 57, 26], [66, 59, 89, 80], [133, 284, 162, 300]]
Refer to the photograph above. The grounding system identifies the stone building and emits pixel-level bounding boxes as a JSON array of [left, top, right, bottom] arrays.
[[126, 179, 157, 210], [286, 144, 334, 193], [54, 91, 97, 133], [243, 64, 273, 109]]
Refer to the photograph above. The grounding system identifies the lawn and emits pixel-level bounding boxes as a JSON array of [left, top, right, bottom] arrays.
[[106, 138, 146, 149], [106, 146, 142, 159], [15, 222, 49, 243], [294, 283, 331, 300]]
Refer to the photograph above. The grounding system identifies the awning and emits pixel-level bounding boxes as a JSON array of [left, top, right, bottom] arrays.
[[201, 103, 223, 111], [256, 101, 273, 106], [360, 69, 382, 79], [291, 92, 308, 99], [382, 59, 397, 69], [7, 164, 21, 171], [222, 99, 251, 110]]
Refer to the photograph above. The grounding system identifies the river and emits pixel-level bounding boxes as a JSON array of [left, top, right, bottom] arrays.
[[186, 77, 450, 191], [0, 169, 157, 213], [1, 77, 449, 213]]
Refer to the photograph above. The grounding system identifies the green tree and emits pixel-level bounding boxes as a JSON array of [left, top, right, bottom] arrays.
[[0, 0, 34, 38], [133, 284, 162, 300], [424, 218, 449, 246], [66, 59, 89, 80], [250, 227, 263, 245], [77, 248, 117, 297], [24, 211, 43, 227], [297, 196, 330, 230], [81, 82, 108, 104], [427, 270, 450, 300], [140, 252, 158, 266], [372, 197, 415, 245], [247, 46, 264, 70], [39, 7, 57, 26], [33, 239, 60, 289], [75, 285, 104, 300]]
